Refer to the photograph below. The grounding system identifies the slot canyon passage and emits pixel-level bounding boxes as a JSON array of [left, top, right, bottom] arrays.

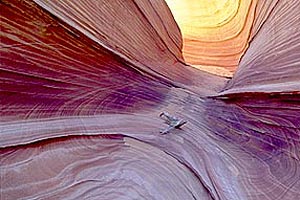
[[0, 0, 300, 199]]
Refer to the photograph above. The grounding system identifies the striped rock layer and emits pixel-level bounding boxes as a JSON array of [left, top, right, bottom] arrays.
[[0, 0, 299, 199]]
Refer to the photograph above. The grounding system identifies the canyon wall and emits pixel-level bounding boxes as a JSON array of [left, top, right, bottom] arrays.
[[1, 0, 299, 199]]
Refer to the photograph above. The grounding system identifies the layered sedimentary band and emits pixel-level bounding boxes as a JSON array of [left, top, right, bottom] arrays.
[[0, 0, 299, 199], [166, 0, 258, 76], [222, 0, 300, 94]]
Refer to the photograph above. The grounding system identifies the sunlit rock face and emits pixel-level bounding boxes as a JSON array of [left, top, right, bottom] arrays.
[[165, 0, 258, 76], [1, 0, 300, 199]]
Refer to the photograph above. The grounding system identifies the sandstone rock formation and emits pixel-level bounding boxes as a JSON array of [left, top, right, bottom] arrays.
[[1, 0, 299, 199]]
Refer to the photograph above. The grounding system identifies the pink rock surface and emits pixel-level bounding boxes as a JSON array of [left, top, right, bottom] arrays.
[[1, 0, 299, 199], [222, 0, 300, 94]]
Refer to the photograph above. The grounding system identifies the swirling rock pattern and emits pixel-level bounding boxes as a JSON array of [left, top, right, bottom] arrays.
[[1, 0, 299, 199]]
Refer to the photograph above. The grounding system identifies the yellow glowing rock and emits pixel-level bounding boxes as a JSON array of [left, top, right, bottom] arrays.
[[166, 0, 239, 30], [166, 0, 258, 75]]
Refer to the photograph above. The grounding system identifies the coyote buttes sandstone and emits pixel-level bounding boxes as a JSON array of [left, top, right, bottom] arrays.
[[0, 0, 299, 199]]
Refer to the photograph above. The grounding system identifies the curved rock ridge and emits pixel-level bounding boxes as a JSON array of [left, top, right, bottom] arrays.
[[2, 91, 300, 200], [30, 0, 183, 82], [1, 0, 300, 199], [221, 0, 300, 94], [0, 0, 171, 123], [1, 135, 210, 199], [32, 0, 226, 90]]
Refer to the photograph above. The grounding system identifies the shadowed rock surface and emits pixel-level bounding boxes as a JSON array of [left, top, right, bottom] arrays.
[[1, 0, 299, 199]]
